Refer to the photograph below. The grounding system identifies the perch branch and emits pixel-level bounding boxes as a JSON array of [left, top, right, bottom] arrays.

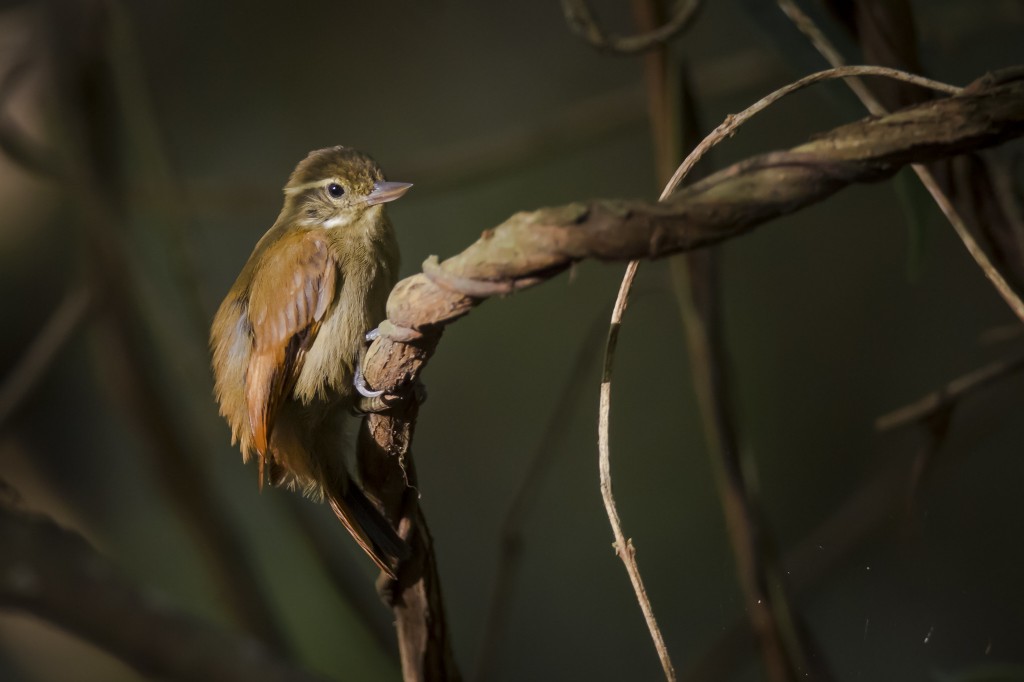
[[0, 481, 325, 682], [358, 69, 1024, 680]]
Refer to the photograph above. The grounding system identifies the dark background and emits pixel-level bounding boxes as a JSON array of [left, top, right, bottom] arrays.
[[1, 0, 1023, 680]]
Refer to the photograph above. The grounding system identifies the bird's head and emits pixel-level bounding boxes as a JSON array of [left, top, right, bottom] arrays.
[[282, 146, 412, 229]]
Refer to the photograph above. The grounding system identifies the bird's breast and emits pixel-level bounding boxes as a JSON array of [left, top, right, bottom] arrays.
[[292, 231, 397, 406]]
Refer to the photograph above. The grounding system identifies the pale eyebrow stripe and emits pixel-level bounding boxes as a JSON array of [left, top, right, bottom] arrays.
[[283, 178, 338, 194]]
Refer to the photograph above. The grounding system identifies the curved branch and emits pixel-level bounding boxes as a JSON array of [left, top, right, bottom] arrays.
[[599, 260, 676, 681], [0, 481, 326, 682], [561, 0, 702, 55], [359, 69, 1024, 680], [376, 73, 1024, 343]]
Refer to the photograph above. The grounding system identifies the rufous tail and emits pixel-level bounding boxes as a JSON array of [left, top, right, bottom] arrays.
[[327, 483, 409, 579]]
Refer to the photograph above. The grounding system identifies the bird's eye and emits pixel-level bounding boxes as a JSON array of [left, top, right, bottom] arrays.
[[327, 183, 344, 198]]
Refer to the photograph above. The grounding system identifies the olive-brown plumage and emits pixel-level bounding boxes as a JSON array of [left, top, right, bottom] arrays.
[[210, 146, 411, 577]]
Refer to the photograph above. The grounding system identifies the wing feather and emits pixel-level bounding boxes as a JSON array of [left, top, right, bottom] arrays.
[[245, 231, 337, 478]]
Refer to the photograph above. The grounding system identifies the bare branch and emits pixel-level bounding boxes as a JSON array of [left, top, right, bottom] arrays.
[[371, 73, 1023, 347], [357, 405, 460, 682], [776, 0, 1024, 322], [0, 481, 326, 682], [358, 69, 1024, 679], [561, 0, 702, 55]]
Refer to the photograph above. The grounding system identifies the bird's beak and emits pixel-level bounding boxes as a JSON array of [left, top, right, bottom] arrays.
[[366, 181, 413, 206]]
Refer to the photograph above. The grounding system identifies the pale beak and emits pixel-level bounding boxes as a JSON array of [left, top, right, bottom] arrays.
[[366, 181, 413, 206]]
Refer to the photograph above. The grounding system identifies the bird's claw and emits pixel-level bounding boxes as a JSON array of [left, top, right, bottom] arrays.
[[354, 363, 384, 398], [365, 327, 380, 343]]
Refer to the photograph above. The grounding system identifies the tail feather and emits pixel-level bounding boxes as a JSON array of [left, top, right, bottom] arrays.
[[328, 484, 410, 579]]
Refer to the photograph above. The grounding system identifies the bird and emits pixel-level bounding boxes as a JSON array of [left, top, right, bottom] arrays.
[[210, 146, 412, 578]]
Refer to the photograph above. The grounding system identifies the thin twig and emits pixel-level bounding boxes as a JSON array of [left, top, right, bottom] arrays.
[[776, 0, 1024, 323], [876, 352, 1024, 431], [0, 480, 326, 682], [599, 259, 675, 681], [591, 8, 700, 664], [562, 0, 702, 55], [914, 165, 1024, 321], [665, 64, 962, 194], [776, 0, 887, 112], [0, 286, 93, 429]]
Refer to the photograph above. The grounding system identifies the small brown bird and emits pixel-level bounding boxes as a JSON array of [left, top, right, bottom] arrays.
[[210, 146, 411, 577]]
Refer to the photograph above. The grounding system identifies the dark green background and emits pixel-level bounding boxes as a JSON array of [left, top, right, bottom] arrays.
[[1, 0, 1023, 680]]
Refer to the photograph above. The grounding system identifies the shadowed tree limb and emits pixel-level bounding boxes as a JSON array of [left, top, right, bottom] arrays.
[[374, 73, 1024, 340], [358, 70, 1024, 681], [0, 481, 327, 682]]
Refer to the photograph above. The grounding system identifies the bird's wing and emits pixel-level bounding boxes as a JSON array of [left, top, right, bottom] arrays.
[[245, 230, 336, 482]]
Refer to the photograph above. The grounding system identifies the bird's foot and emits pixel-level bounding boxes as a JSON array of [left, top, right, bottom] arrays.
[[354, 326, 426, 414], [354, 362, 384, 399], [354, 374, 427, 415]]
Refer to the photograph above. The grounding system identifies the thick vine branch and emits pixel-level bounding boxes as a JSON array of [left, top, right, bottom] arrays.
[[358, 69, 1024, 681], [372, 72, 1024, 357], [0, 482, 326, 682]]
